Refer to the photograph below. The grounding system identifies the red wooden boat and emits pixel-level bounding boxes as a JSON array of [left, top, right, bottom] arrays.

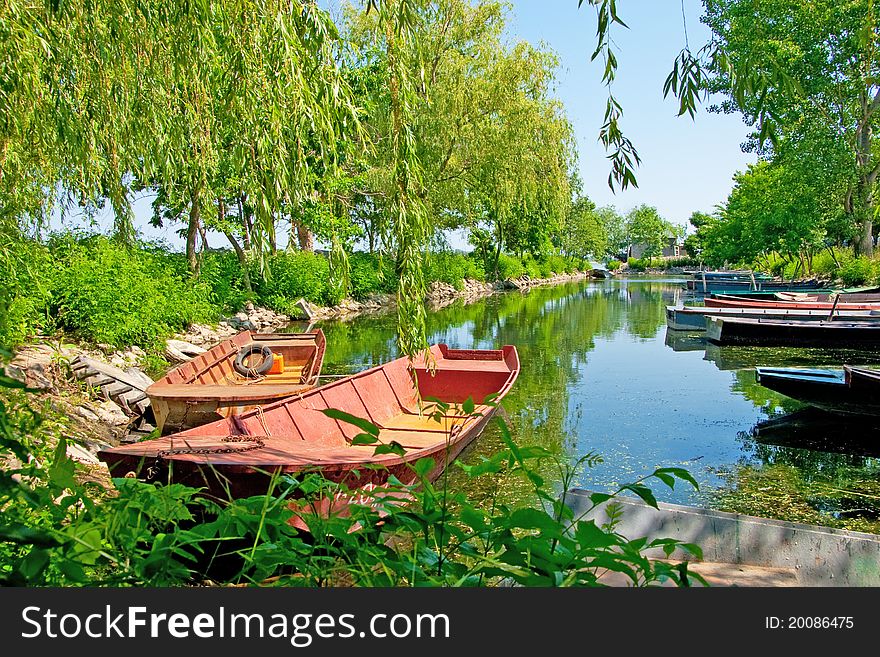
[[704, 294, 880, 311], [99, 344, 520, 517], [148, 330, 326, 434]]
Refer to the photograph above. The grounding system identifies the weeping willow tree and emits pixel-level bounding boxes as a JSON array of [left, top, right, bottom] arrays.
[[139, 1, 362, 274], [0, 1, 360, 263], [346, 0, 574, 356]]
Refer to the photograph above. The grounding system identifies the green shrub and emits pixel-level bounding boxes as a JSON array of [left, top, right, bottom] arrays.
[[627, 257, 648, 272], [811, 249, 849, 278], [200, 250, 251, 312], [349, 252, 397, 300], [521, 255, 543, 279], [496, 253, 525, 280], [0, 229, 52, 348], [544, 254, 570, 276], [423, 252, 473, 290], [49, 235, 217, 350], [606, 259, 622, 271], [663, 256, 699, 268], [253, 251, 332, 310], [839, 256, 878, 287], [460, 254, 486, 281]]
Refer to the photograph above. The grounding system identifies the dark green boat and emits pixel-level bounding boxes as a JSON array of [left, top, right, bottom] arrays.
[[755, 366, 880, 416]]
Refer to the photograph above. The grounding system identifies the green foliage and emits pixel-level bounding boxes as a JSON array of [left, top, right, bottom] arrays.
[[0, 366, 703, 587], [253, 252, 333, 311], [49, 236, 216, 350], [0, 224, 52, 348], [606, 259, 622, 271], [627, 258, 648, 272], [838, 257, 879, 287], [560, 193, 609, 262], [625, 205, 673, 259], [424, 252, 485, 290], [523, 255, 544, 279], [703, 0, 879, 256], [663, 256, 700, 268], [496, 254, 526, 280], [348, 252, 397, 300], [199, 250, 252, 313]]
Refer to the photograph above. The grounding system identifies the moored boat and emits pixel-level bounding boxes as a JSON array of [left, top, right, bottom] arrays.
[[704, 294, 880, 311], [687, 278, 827, 294], [665, 305, 880, 331], [147, 330, 326, 434], [755, 366, 880, 416], [706, 316, 880, 346], [99, 344, 520, 511]]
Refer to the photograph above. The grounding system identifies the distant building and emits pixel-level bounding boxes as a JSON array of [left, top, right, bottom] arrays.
[[627, 231, 687, 260]]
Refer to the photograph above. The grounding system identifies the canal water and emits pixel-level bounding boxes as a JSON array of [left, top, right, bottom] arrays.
[[307, 277, 880, 533]]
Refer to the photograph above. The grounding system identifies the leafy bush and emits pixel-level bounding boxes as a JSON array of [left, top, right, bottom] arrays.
[[839, 256, 878, 286], [521, 255, 543, 279], [627, 258, 648, 272], [0, 227, 52, 348], [349, 252, 397, 300], [200, 250, 251, 312], [253, 251, 332, 310], [663, 256, 699, 268], [496, 253, 525, 280], [811, 249, 845, 278], [424, 252, 479, 290], [49, 235, 217, 350], [606, 259, 622, 271]]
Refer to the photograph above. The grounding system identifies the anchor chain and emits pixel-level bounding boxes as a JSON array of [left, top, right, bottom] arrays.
[[144, 435, 268, 480]]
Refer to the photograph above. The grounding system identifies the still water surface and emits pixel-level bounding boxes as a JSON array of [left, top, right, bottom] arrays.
[[306, 277, 880, 533]]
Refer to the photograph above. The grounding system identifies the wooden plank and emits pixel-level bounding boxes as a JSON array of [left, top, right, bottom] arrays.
[[86, 375, 115, 387], [71, 355, 153, 392], [148, 383, 312, 402], [104, 382, 131, 398]]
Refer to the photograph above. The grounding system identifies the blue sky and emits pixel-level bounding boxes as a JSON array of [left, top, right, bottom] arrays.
[[504, 0, 756, 226], [61, 0, 756, 247]]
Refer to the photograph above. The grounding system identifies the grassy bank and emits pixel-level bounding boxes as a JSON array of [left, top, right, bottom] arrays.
[[1, 232, 584, 353]]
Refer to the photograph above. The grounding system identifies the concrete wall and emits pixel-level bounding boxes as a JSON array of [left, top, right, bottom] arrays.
[[566, 489, 880, 586]]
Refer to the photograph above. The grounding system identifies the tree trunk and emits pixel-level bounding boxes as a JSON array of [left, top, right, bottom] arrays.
[[493, 228, 503, 279], [294, 222, 314, 251], [238, 194, 252, 251], [197, 220, 209, 270], [219, 199, 253, 295], [187, 185, 201, 274], [225, 232, 253, 295], [858, 217, 874, 258]]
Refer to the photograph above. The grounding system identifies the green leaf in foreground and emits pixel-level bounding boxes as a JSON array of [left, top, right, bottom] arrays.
[[322, 408, 380, 436]]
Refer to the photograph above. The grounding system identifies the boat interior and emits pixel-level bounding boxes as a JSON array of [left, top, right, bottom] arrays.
[[148, 331, 326, 401]]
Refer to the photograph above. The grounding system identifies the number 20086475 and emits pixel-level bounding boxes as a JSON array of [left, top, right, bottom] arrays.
[[765, 617, 854, 630]]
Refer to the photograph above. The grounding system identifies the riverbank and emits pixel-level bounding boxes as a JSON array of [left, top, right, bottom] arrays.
[[3, 268, 593, 470]]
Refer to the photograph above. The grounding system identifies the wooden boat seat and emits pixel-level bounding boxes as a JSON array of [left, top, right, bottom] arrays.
[[148, 383, 312, 402], [429, 360, 512, 373], [406, 403, 492, 420], [380, 413, 469, 433]]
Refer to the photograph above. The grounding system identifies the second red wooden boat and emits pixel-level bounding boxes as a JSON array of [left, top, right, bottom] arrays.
[[148, 330, 326, 434], [99, 344, 520, 518]]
